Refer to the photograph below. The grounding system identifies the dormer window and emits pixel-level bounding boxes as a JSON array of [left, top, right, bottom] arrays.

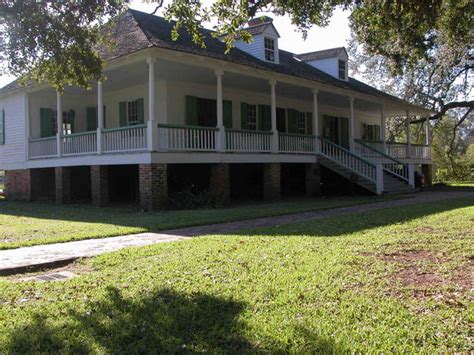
[[338, 59, 346, 80], [264, 37, 275, 62]]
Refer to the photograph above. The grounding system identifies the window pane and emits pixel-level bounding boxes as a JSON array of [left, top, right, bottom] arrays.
[[247, 104, 257, 130]]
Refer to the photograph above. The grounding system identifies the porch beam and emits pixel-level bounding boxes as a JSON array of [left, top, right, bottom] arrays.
[[215, 68, 225, 152], [406, 110, 411, 158], [349, 96, 355, 151], [147, 57, 158, 151], [312, 88, 319, 136], [97, 80, 103, 154], [269, 79, 278, 153], [56, 91, 62, 157]]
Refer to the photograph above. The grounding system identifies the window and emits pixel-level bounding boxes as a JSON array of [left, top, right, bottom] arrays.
[[338, 60, 346, 80], [264, 37, 275, 62], [362, 123, 381, 141], [247, 104, 257, 130], [127, 100, 139, 125], [297, 112, 306, 134], [62, 110, 74, 135]]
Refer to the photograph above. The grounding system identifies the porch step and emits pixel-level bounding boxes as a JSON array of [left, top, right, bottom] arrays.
[[383, 170, 414, 194], [317, 155, 377, 193]]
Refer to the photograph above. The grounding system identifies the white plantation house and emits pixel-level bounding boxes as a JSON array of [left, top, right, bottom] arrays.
[[0, 10, 433, 210]]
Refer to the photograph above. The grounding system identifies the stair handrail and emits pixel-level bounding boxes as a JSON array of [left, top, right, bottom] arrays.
[[354, 139, 409, 182], [318, 136, 378, 182]]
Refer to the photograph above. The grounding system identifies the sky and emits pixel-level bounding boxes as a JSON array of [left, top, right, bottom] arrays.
[[0, 2, 351, 88]]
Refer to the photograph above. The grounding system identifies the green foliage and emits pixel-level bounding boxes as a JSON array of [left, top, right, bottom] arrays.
[[0, 198, 472, 352]]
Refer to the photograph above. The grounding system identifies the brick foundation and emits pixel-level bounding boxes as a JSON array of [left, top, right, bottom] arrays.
[[305, 163, 321, 197], [5, 169, 32, 201], [422, 164, 433, 187], [55, 167, 72, 204], [209, 163, 230, 204], [263, 163, 281, 201], [91, 165, 109, 207], [139, 163, 168, 211]]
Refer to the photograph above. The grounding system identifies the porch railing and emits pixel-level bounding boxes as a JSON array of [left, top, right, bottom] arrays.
[[158, 124, 217, 151], [410, 144, 431, 159], [62, 131, 97, 156], [319, 136, 377, 182], [226, 129, 273, 152], [29, 137, 57, 159], [362, 141, 431, 160], [279, 133, 316, 154], [354, 140, 408, 182], [103, 124, 147, 153]]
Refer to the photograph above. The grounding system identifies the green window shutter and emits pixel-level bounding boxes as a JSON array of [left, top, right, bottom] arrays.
[[223, 100, 232, 129], [258, 105, 271, 131], [40, 108, 53, 137], [0, 110, 4, 145], [362, 123, 367, 140], [185, 96, 198, 126], [103, 106, 107, 129], [340, 117, 349, 149], [136, 98, 145, 124], [87, 107, 97, 131], [119, 101, 127, 127], [306, 112, 313, 135], [287, 109, 298, 134], [240, 102, 248, 130]]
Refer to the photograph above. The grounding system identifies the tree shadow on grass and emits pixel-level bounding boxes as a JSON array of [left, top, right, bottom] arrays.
[[6, 285, 339, 353], [8, 287, 251, 353], [223, 196, 474, 238]]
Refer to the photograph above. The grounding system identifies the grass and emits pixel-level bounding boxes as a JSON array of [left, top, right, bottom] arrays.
[[0, 194, 403, 250], [0, 197, 472, 352]]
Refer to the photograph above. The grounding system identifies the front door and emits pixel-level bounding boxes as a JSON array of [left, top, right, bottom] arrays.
[[323, 115, 350, 149], [197, 98, 217, 127]]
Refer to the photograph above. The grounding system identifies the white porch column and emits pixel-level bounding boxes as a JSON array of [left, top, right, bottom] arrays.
[[349, 96, 355, 151], [97, 80, 103, 154], [312, 88, 319, 136], [215, 69, 225, 152], [24, 93, 30, 160], [56, 91, 62, 157], [380, 104, 386, 153], [425, 118, 430, 145], [406, 110, 411, 158], [269, 79, 278, 153], [147, 57, 158, 151]]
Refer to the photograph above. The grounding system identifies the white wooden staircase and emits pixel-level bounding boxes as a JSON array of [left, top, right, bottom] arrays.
[[317, 137, 415, 195]]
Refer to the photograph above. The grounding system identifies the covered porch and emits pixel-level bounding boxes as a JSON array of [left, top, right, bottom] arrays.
[[26, 50, 432, 162]]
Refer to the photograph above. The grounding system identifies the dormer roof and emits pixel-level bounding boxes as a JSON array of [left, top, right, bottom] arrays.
[[244, 16, 280, 38], [296, 47, 348, 62]]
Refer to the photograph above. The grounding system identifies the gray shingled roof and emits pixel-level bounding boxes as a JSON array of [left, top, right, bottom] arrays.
[[0, 9, 404, 105], [295, 47, 348, 62]]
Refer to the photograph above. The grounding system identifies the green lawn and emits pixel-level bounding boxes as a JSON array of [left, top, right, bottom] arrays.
[[0, 197, 472, 352], [0, 194, 403, 249]]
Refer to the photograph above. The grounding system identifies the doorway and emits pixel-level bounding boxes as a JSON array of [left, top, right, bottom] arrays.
[[323, 115, 349, 149]]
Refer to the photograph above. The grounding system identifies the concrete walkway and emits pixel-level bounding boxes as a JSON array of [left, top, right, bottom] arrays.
[[0, 191, 472, 274]]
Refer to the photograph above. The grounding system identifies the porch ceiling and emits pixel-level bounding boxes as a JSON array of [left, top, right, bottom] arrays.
[[57, 58, 426, 118]]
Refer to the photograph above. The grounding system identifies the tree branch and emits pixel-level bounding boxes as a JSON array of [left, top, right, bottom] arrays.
[[411, 100, 474, 124]]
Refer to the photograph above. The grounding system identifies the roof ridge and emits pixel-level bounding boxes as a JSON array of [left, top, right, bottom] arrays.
[[127, 9, 158, 48], [295, 47, 345, 57]]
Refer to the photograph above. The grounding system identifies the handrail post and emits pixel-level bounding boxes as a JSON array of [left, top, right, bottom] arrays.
[[408, 163, 415, 188], [376, 163, 384, 195]]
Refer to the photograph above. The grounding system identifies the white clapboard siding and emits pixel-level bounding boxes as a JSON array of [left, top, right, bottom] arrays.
[[0, 93, 26, 165]]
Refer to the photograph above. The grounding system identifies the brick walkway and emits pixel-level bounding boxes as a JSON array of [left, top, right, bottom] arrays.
[[0, 191, 472, 274]]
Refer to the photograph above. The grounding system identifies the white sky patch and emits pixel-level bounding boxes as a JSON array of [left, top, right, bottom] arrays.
[[0, 1, 351, 88]]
